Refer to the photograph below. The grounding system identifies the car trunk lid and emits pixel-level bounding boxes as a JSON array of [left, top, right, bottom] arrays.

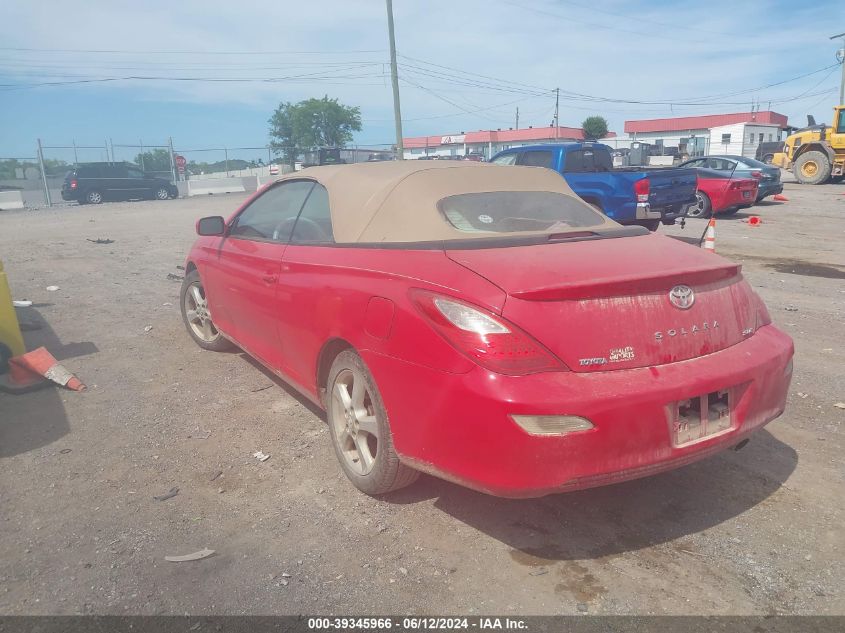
[[446, 234, 757, 372]]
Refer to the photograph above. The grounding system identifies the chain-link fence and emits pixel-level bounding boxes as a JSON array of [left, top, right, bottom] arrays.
[[1, 139, 396, 208]]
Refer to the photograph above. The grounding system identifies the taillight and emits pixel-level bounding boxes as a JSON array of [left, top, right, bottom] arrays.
[[70, 179, 78, 189], [410, 290, 567, 375], [634, 178, 650, 202], [751, 171, 762, 179]]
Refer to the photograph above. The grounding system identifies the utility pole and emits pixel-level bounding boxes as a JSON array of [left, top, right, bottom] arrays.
[[515, 106, 519, 130], [831, 32, 845, 105], [72, 140, 78, 165], [386, 0, 404, 159], [168, 137, 177, 183], [139, 139, 145, 171], [37, 138, 52, 208], [554, 88, 560, 140]]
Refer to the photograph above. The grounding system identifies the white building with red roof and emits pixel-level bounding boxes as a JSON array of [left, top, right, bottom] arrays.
[[619, 110, 789, 158], [402, 125, 617, 160]]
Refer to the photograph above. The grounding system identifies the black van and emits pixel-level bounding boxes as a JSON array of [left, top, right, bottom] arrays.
[[61, 162, 178, 204]]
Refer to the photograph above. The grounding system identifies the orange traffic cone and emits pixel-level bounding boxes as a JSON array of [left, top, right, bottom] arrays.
[[703, 217, 717, 253], [773, 194, 788, 202], [0, 346, 85, 394], [0, 354, 47, 393]]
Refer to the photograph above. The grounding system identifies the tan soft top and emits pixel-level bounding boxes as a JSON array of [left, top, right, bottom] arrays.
[[275, 160, 616, 243]]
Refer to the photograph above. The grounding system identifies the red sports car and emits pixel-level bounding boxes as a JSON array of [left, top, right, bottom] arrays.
[[181, 161, 793, 498], [686, 168, 760, 218]]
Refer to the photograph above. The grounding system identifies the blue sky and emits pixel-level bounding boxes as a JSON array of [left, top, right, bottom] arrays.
[[1, 0, 843, 163]]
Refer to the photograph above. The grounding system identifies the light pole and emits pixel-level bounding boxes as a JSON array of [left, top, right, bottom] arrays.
[[386, 0, 404, 159], [831, 31, 845, 105]]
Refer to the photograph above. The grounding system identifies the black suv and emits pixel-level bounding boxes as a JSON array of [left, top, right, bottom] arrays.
[[61, 162, 178, 204]]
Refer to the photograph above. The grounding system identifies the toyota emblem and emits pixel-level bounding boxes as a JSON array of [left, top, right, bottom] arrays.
[[669, 285, 695, 310]]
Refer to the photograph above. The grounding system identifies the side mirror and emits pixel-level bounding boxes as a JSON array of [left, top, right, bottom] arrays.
[[196, 216, 226, 236]]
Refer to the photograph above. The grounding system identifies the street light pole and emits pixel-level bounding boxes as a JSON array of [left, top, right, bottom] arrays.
[[831, 31, 845, 105], [386, 0, 404, 159]]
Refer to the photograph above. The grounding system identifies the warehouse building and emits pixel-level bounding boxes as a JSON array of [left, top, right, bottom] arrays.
[[610, 111, 789, 158], [402, 125, 617, 160]]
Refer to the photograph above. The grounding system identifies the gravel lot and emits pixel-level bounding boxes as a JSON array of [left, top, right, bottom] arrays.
[[0, 180, 843, 616]]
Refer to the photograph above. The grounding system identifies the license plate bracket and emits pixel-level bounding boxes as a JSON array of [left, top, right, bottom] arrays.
[[671, 389, 734, 446]]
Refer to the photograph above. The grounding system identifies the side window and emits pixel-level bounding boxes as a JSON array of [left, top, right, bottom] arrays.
[[491, 153, 517, 166], [107, 164, 128, 178], [518, 151, 554, 169], [230, 180, 314, 242], [563, 150, 585, 172], [127, 167, 145, 179], [837, 110, 845, 134], [291, 183, 333, 244]]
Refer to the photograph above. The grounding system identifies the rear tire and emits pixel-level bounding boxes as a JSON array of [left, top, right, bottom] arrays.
[[327, 349, 418, 496], [85, 190, 103, 204], [686, 191, 712, 218], [793, 151, 831, 185], [641, 219, 660, 231], [180, 270, 233, 351], [154, 187, 170, 200]]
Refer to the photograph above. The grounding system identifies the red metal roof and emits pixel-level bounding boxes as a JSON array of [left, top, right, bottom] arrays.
[[403, 125, 616, 148], [624, 111, 788, 134]]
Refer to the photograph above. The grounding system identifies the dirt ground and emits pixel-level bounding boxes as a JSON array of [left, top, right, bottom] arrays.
[[0, 181, 843, 616]]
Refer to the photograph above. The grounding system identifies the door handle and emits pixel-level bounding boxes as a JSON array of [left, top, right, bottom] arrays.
[[262, 274, 277, 284]]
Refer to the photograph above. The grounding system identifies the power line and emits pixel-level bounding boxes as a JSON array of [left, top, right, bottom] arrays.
[[0, 46, 384, 55]]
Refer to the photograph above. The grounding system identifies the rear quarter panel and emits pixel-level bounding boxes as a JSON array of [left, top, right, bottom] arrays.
[[274, 246, 508, 400]]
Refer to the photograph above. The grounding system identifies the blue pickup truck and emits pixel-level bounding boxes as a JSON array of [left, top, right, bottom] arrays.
[[490, 143, 698, 230]]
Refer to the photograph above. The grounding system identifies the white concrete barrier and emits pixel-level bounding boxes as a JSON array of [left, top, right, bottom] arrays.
[[648, 156, 675, 166], [0, 191, 25, 210], [186, 178, 246, 196]]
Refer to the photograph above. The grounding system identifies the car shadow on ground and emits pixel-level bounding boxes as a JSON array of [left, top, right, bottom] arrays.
[[238, 353, 326, 419], [0, 307, 97, 458], [385, 429, 797, 562]]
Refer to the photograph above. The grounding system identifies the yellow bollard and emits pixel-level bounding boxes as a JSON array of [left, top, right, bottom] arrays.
[[0, 259, 26, 358]]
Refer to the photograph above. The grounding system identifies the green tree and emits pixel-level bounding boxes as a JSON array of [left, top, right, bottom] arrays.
[[134, 149, 172, 172], [269, 96, 362, 166], [581, 116, 609, 140]]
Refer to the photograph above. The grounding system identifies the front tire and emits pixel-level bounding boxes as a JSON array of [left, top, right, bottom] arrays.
[[686, 191, 712, 218], [794, 151, 831, 185], [155, 187, 170, 200], [327, 350, 418, 495], [180, 270, 232, 351]]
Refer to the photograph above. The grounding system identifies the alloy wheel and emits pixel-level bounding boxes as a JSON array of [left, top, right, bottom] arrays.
[[687, 192, 708, 218], [183, 282, 219, 342], [156, 188, 169, 200], [330, 368, 379, 475]]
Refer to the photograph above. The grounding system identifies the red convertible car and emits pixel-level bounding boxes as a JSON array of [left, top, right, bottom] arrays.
[[181, 161, 793, 498]]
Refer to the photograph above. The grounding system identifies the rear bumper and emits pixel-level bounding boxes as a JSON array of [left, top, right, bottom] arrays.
[[60, 190, 79, 201], [363, 325, 793, 498], [757, 182, 783, 200], [655, 203, 690, 225]]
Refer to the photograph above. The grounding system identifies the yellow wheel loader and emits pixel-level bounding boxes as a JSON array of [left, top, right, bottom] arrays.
[[773, 106, 845, 184]]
